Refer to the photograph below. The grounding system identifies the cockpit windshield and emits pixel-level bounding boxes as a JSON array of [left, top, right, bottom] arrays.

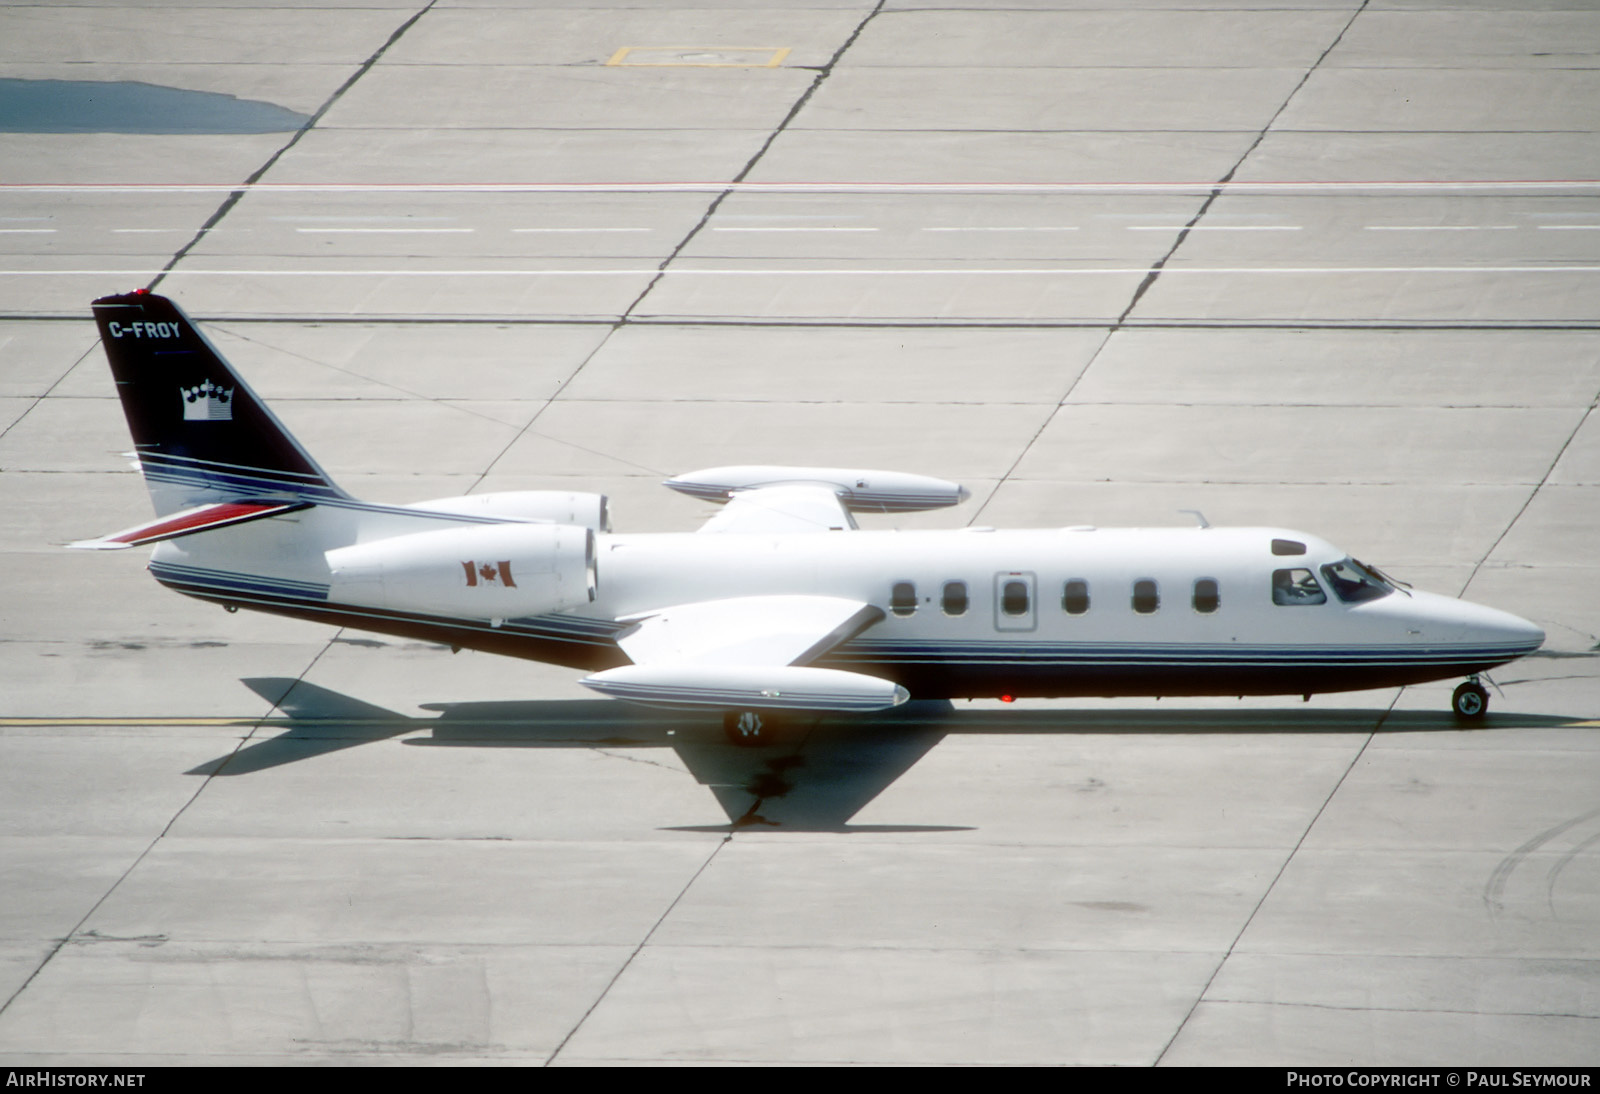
[[1320, 557, 1393, 604]]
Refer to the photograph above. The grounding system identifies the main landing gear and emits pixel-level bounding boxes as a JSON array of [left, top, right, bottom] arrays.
[[1452, 678, 1489, 721], [724, 710, 775, 747]]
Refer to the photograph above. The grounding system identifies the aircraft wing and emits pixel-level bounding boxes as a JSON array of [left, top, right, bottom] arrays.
[[581, 595, 907, 712], [696, 485, 858, 534], [614, 595, 880, 666]]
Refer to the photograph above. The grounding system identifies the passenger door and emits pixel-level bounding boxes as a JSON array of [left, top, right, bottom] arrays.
[[994, 571, 1036, 632]]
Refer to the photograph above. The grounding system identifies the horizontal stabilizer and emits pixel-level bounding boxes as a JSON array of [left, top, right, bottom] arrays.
[[581, 664, 909, 713], [68, 500, 310, 550]]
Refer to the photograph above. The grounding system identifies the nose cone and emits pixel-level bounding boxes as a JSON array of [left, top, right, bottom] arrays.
[[1407, 590, 1544, 654], [1495, 610, 1544, 652], [1464, 600, 1544, 653]]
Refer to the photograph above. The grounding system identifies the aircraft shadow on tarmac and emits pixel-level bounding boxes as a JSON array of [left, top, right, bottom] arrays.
[[186, 678, 1580, 832]]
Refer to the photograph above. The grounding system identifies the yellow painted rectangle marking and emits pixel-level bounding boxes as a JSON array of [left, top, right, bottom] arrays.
[[0, 717, 400, 728], [607, 46, 790, 68], [0, 717, 256, 727]]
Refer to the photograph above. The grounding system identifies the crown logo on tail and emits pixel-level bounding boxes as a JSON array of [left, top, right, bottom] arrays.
[[180, 380, 233, 421]]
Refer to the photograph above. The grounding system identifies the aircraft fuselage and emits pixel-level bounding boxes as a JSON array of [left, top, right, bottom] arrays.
[[149, 518, 1543, 702]]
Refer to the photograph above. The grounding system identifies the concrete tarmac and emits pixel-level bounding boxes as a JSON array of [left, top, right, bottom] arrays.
[[0, 0, 1597, 1066]]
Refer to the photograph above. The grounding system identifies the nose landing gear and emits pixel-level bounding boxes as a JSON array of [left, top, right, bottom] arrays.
[[1451, 678, 1489, 720]]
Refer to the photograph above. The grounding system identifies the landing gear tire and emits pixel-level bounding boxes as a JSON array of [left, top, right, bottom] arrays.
[[1452, 681, 1489, 721], [724, 710, 775, 747]]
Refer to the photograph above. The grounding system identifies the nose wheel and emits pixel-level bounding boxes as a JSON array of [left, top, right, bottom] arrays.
[[1451, 679, 1488, 720]]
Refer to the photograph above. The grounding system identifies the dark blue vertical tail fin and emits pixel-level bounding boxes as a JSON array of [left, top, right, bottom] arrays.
[[92, 290, 347, 516]]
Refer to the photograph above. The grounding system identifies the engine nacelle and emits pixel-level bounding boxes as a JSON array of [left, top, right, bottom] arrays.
[[664, 466, 967, 513], [326, 523, 596, 622], [404, 491, 610, 532]]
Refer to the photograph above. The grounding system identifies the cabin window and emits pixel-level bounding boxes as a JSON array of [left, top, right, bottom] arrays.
[[1320, 558, 1392, 604], [1272, 568, 1326, 605], [1132, 579, 1159, 614], [1062, 579, 1090, 615], [1193, 578, 1220, 614], [891, 581, 918, 617], [942, 581, 969, 616], [1271, 538, 1307, 556], [1001, 579, 1030, 617]]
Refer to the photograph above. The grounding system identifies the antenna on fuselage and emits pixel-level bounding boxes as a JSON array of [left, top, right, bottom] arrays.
[[1178, 509, 1211, 529]]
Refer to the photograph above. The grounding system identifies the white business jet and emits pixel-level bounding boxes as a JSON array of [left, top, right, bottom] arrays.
[[77, 291, 1544, 744]]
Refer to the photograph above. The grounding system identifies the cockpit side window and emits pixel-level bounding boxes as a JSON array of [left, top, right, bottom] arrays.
[[1321, 558, 1392, 603], [1272, 568, 1326, 606]]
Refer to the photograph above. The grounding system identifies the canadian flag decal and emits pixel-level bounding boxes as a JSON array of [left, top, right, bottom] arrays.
[[462, 560, 517, 588]]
